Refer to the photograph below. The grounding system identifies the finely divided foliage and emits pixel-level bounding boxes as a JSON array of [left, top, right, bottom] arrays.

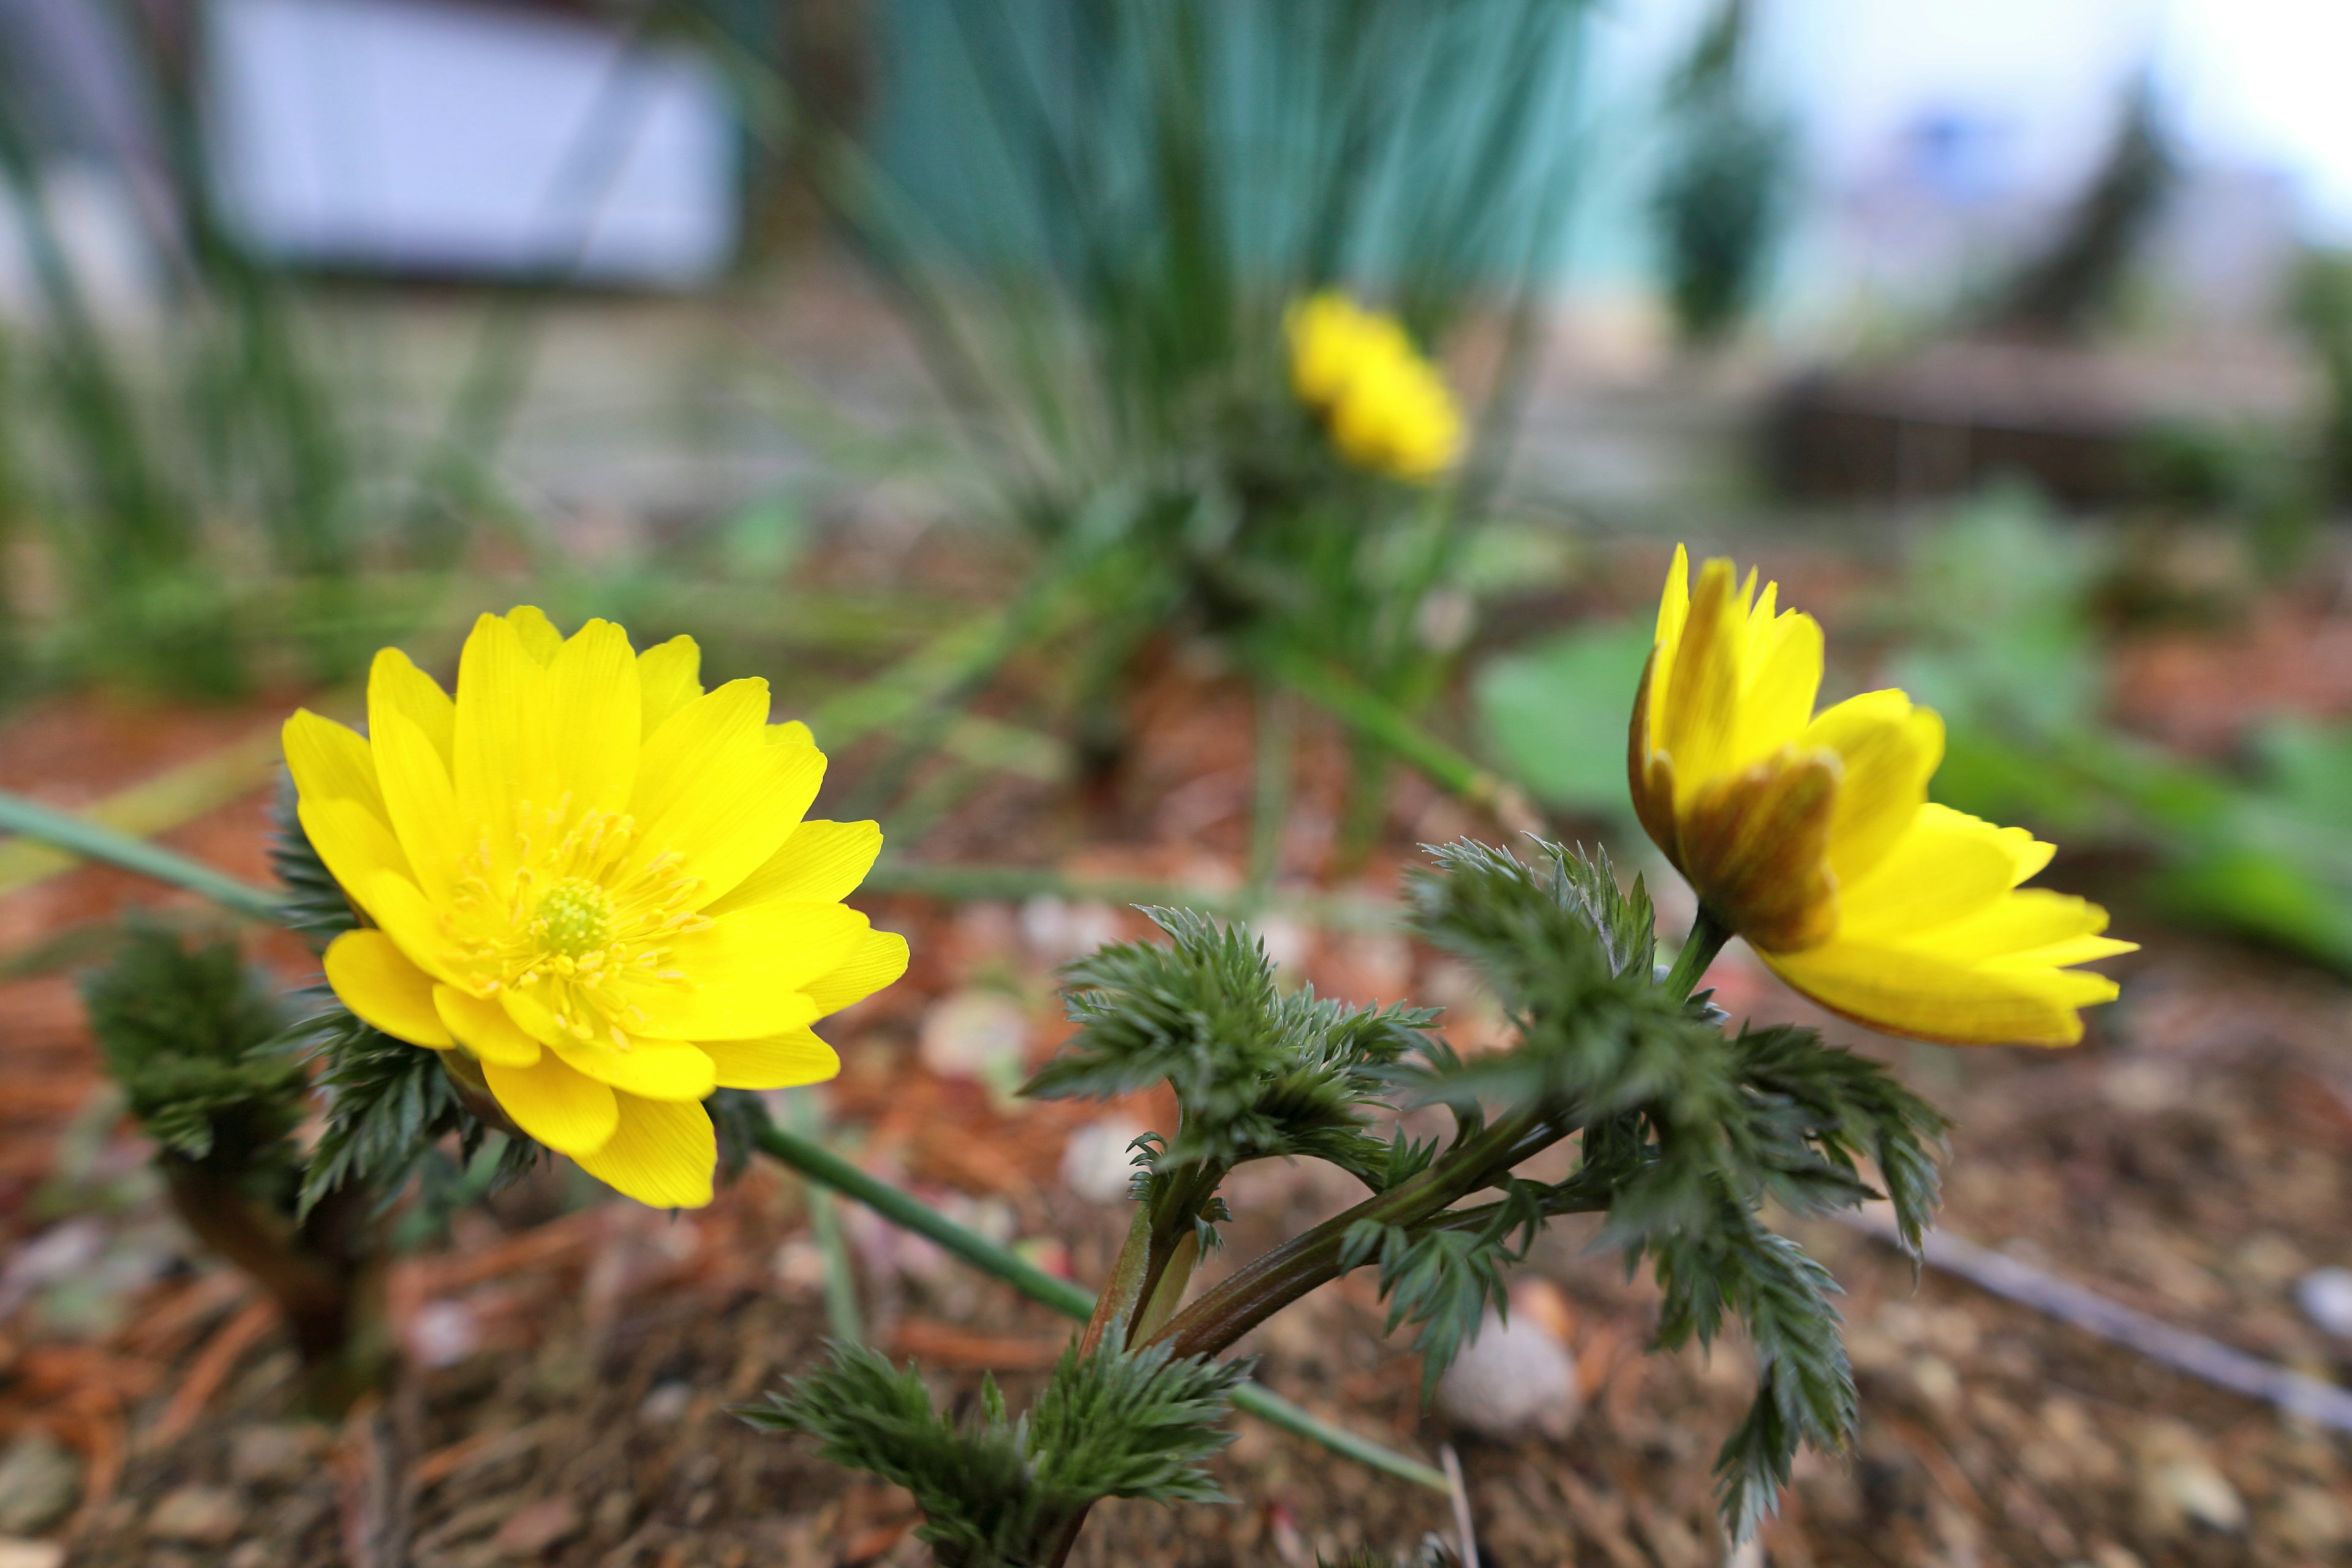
[[1028, 907, 1436, 1183], [744, 1343, 1248, 1568], [1402, 839, 1948, 1536], [82, 921, 300, 1164]]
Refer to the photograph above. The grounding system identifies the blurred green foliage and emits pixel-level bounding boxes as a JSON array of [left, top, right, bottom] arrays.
[[1651, 0, 1793, 347], [822, 0, 1598, 818], [1896, 490, 2352, 970], [1472, 617, 1653, 818]]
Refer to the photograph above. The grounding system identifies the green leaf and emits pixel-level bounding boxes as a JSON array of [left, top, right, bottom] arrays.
[[292, 995, 533, 1218], [1471, 619, 1654, 816], [1027, 907, 1434, 1178], [81, 919, 301, 1165], [742, 1341, 1248, 1568]]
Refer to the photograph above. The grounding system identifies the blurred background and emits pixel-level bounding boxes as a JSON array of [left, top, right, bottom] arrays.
[[2, 2, 2351, 1565]]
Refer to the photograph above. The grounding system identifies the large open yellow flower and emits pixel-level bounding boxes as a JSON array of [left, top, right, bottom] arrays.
[[284, 608, 907, 1207], [1630, 546, 2133, 1046], [1286, 292, 1463, 483]]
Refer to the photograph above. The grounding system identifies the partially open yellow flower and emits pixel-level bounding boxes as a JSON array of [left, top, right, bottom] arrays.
[[1286, 292, 1463, 483], [1630, 547, 2133, 1046], [284, 608, 907, 1207]]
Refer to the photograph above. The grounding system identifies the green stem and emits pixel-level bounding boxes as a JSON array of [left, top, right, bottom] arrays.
[[0, 788, 281, 922], [1263, 646, 1542, 838], [750, 1122, 1449, 1494], [1247, 687, 1296, 899], [785, 1091, 862, 1344], [1664, 905, 1733, 1001], [1147, 1106, 1550, 1362]]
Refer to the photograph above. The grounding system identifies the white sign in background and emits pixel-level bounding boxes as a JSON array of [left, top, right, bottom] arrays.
[[205, 0, 736, 287]]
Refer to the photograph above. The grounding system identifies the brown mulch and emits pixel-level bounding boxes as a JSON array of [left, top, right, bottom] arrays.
[[5, 549, 2352, 1567]]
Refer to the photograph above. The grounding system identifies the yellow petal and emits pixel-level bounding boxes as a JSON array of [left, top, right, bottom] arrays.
[[368, 647, 454, 767], [769, 720, 813, 748], [638, 636, 703, 736], [1804, 692, 1944, 887], [1680, 748, 1840, 954], [371, 710, 463, 903], [630, 725, 826, 908], [1836, 804, 2028, 941], [500, 985, 566, 1047], [704, 1028, 840, 1090], [703, 820, 883, 916], [452, 612, 550, 882], [1730, 605, 1823, 766], [632, 677, 769, 835], [1657, 557, 1746, 799], [481, 1051, 618, 1155], [284, 710, 387, 819], [298, 796, 411, 911], [614, 902, 863, 1039], [803, 928, 910, 1017], [554, 1038, 717, 1102], [432, 985, 543, 1067], [572, 1094, 714, 1208], [505, 605, 564, 663], [1760, 940, 2117, 1048], [1653, 543, 1691, 674], [360, 869, 470, 988], [545, 619, 641, 821], [1908, 888, 2135, 965], [324, 929, 451, 1047]]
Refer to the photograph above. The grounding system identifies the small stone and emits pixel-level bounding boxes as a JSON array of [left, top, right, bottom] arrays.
[[494, 1497, 581, 1559], [1436, 1308, 1579, 1441], [636, 1382, 693, 1425], [918, 990, 1031, 1087], [229, 1424, 325, 1487], [1909, 1354, 1962, 1413], [146, 1485, 244, 1545], [2136, 1423, 2245, 1537], [0, 1435, 79, 1536], [2296, 1267, 2352, 1338], [0, 1540, 66, 1568], [1059, 1118, 1147, 1204]]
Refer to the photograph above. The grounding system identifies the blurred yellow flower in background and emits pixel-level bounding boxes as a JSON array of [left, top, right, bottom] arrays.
[[1286, 292, 1464, 483], [1630, 546, 2133, 1046], [284, 608, 906, 1207]]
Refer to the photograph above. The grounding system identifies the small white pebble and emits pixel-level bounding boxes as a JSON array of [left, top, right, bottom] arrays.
[[2297, 1267, 2352, 1338], [1436, 1309, 1579, 1441], [637, 1381, 693, 1425], [918, 991, 1031, 1085], [1060, 1118, 1148, 1205]]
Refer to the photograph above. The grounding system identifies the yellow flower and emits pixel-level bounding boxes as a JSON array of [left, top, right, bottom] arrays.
[[1630, 547, 2133, 1046], [1286, 292, 1464, 483], [284, 608, 907, 1207]]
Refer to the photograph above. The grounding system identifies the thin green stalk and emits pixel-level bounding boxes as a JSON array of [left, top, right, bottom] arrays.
[[1664, 905, 1733, 1001], [752, 1121, 1449, 1493], [785, 1090, 862, 1344], [1264, 645, 1542, 837], [1247, 686, 1296, 899], [862, 858, 1396, 930], [0, 789, 281, 923]]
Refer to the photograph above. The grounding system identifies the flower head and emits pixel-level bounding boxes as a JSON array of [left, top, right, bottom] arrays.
[[284, 608, 907, 1207], [1286, 292, 1464, 483], [1630, 547, 2133, 1046]]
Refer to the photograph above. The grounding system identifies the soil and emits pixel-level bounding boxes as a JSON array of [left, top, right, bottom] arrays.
[[4, 541, 2352, 1567]]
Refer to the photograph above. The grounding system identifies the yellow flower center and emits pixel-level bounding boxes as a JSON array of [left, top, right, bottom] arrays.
[[533, 878, 614, 958], [444, 804, 712, 1048]]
